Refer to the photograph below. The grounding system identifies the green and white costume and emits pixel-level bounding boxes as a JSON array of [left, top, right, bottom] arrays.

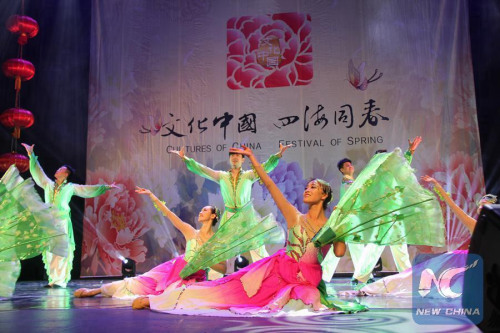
[[183, 154, 280, 262], [313, 148, 445, 257], [29, 153, 112, 287]]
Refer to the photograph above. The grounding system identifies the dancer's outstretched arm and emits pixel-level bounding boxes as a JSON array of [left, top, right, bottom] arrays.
[[230, 146, 298, 229], [170, 147, 220, 182], [259, 143, 292, 173], [74, 183, 118, 198], [421, 175, 476, 233], [249, 143, 293, 177], [136, 186, 196, 239], [21, 143, 51, 188]]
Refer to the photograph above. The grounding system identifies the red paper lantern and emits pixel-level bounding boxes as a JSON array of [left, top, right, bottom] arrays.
[[6, 15, 39, 45], [0, 152, 29, 173], [2, 58, 35, 80], [2, 58, 35, 91], [0, 108, 34, 128]]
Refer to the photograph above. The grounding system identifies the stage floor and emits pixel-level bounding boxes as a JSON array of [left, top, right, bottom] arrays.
[[0, 278, 479, 332]]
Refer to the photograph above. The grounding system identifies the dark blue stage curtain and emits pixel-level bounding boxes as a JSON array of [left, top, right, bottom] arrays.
[[469, 0, 500, 197]]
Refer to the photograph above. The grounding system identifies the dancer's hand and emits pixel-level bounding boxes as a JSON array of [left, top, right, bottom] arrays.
[[421, 175, 437, 185], [169, 147, 185, 159], [408, 136, 422, 154], [278, 143, 293, 158], [21, 143, 34, 157], [229, 145, 254, 158], [135, 186, 152, 195], [108, 182, 120, 190]]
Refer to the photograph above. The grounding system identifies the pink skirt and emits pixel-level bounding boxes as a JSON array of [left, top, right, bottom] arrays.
[[101, 255, 206, 298], [150, 249, 325, 313]]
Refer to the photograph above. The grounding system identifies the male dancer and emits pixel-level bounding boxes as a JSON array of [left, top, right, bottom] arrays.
[[351, 136, 422, 285], [170, 144, 291, 264], [22, 143, 117, 288], [321, 158, 366, 282], [321, 137, 422, 284]]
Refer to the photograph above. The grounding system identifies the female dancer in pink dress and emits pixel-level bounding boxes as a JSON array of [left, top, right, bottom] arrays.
[[74, 187, 226, 298], [357, 175, 497, 297], [131, 146, 367, 314]]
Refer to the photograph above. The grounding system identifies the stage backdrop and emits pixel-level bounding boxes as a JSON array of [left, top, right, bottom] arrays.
[[81, 0, 484, 276]]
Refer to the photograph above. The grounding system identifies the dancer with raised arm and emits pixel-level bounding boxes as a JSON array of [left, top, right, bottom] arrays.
[[313, 147, 446, 272], [22, 143, 117, 288], [169, 144, 290, 264], [322, 137, 422, 284], [350, 136, 422, 286], [132, 145, 367, 314], [74, 187, 225, 299]]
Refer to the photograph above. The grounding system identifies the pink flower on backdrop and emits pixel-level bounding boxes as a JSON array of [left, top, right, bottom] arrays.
[[227, 12, 313, 89], [124, 87, 167, 137], [417, 152, 484, 253], [81, 169, 150, 276]]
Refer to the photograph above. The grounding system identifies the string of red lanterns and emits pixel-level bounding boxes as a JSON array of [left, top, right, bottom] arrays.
[[0, 8, 38, 174]]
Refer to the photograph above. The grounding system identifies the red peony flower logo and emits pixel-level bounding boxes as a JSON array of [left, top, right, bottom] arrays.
[[227, 12, 313, 89]]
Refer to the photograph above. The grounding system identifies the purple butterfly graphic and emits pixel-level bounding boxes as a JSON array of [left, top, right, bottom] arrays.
[[348, 59, 383, 91]]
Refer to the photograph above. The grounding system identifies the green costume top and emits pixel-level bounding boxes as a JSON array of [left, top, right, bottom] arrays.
[[183, 154, 280, 224], [286, 222, 315, 262], [314, 148, 445, 248], [184, 237, 200, 263], [339, 150, 412, 200], [29, 154, 109, 215], [340, 151, 411, 199], [286, 218, 368, 313]]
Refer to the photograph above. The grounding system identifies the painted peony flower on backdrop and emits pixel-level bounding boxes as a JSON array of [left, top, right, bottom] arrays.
[[81, 169, 150, 276]]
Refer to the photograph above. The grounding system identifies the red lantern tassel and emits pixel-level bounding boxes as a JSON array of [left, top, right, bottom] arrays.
[[13, 126, 21, 139], [15, 76, 21, 91]]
